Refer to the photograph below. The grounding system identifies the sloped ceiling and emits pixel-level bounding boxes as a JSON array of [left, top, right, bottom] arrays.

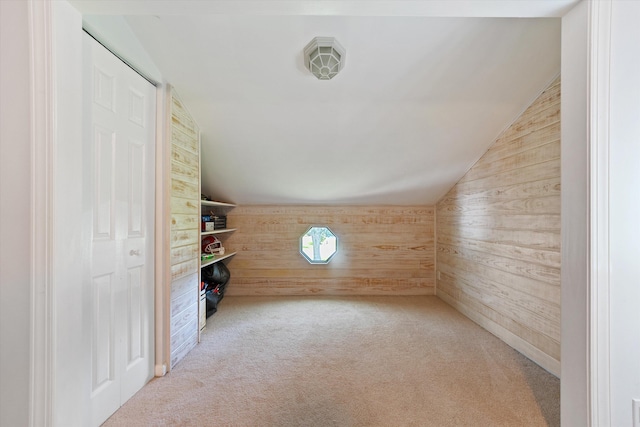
[[72, 1, 570, 205]]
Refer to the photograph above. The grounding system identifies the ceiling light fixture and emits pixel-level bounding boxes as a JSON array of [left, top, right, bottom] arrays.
[[303, 37, 346, 80]]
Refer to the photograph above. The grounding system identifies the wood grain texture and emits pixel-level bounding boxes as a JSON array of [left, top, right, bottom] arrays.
[[224, 205, 435, 296], [436, 77, 561, 375], [169, 90, 200, 368]]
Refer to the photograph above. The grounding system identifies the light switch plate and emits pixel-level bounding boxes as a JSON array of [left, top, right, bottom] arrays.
[[633, 399, 640, 427]]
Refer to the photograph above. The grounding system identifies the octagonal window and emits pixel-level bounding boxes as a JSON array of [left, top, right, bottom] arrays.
[[300, 226, 338, 264]]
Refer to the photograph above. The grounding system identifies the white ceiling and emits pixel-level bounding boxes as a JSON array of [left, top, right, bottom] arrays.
[[72, 1, 570, 205]]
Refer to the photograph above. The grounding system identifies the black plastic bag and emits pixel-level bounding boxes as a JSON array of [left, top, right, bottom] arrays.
[[202, 262, 230, 288], [206, 286, 221, 317], [202, 262, 231, 318]]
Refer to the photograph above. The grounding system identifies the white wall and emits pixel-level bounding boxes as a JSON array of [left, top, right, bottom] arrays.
[[562, 1, 640, 425], [560, 1, 589, 425], [5, 0, 639, 424], [51, 2, 89, 425], [81, 15, 163, 84], [0, 1, 32, 425], [0, 1, 96, 424], [608, 1, 640, 424]]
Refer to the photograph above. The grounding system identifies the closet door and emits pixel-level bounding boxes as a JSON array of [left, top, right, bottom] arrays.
[[83, 33, 156, 426]]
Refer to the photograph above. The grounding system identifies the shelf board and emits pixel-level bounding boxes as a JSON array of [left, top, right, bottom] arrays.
[[200, 251, 237, 268], [201, 200, 236, 208], [201, 228, 237, 236]]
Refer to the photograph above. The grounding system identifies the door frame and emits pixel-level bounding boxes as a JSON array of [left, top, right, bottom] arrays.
[[29, 0, 55, 424], [28, 1, 170, 424], [28, 0, 608, 425]]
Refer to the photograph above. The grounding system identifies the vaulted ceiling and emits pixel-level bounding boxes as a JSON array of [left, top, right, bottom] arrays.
[[70, 1, 574, 205]]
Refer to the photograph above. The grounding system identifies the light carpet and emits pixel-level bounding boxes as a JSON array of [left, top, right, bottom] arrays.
[[104, 296, 559, 426]]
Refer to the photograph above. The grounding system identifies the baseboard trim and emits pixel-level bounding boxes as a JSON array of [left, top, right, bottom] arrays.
[[436, 290, 560, 377], [226, 287, 436, 297]]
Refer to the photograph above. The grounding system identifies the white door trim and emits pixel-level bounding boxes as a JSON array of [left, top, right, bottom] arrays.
[[28, 0, 55, 425], [28, 4, 170, 423], [27, 0, 612, 425], [588, 0, 612, 425], [154, 84, 171, 376]]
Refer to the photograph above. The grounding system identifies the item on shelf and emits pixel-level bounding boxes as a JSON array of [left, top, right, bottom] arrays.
[[201, 214, 227, 231], [201, 253, 215, 262], [202, 262, 231, 317], [201, 215, 213, 231], [214, 216, 227, 229], [199, 199, 236, 328], [202, 235, 223, 254]]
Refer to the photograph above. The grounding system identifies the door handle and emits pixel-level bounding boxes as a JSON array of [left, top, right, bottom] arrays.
[[129, 249, 141, 256]]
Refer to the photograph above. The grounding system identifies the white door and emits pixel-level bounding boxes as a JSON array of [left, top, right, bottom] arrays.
[[82, 33, 156, 426]]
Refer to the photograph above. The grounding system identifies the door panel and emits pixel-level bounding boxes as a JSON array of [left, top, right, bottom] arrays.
[[126, 266, 143, 364], [93, 126, 115, 240], [127, 139, 145, 237], [92, 273, 115, 394], [90, 271, 120, 427], [84, 32, 156, 426]]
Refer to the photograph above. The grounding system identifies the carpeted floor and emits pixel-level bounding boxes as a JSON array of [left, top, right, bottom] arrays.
[[104, 296, 559, 426]]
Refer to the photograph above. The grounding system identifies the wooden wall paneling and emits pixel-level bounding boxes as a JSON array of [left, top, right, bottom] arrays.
[[167, 88, 200, 369], [224, 205, 435, 296], [170, 307, 198, 345], [436, 261, 561, 330], [171, 178, 199, 200], [436, 282, 560, 365], [489, 79, 560, 144], [170, 260, 198, 282], [169, 319, 199, 368], [170, 275, 198, 332], [227, 278, 430, 296], [171, 159, 199, 185], [437, 212, 561, 231], [452, 159, 560, 195], [436, 76, 561, 375], [171, 273, 198, 300], [171, 144, 199, 176], [170, 229, 198, 249], [438, 177, 561, 211], [437, 254, 560, 305], [172, 213, 201, 230], [474, 124, 560, 170], [170, 197, 199, 215], [171, 127, 198, 154], [436, 234, 561, 270], [170, 245, 200, 266], [437, 242, 561, 287], [170, 292, 198, 332]]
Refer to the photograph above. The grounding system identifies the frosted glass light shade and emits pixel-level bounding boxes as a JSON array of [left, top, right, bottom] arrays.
[[303, 37, 346, 80]]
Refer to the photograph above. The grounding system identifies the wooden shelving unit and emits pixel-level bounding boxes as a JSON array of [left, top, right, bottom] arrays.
[[201, 200, 236, 208], [201, 251, 237, 268], [199, 200, 236, 332], [201, 228, 238, 237]]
